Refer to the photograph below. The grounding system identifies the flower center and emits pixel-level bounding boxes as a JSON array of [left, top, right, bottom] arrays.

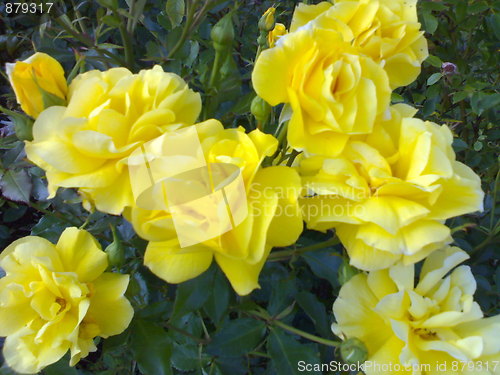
[[414, 327, 437, 340], [56, 297, 67, 313]]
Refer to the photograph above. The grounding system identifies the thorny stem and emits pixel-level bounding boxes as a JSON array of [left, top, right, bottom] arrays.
[[209, 51, 223, 89], [29, 201, 81, 227], [118, 23, 135, 70], [247, 309, 341, 348], [166, 323, 209, 345], [167, 0, 200, 58], [55, 17, 125, 67], [268, 237, 340, 261], [490, 167, 499, 230]]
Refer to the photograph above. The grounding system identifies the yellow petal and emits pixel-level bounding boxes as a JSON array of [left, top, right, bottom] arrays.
[[290, 2, 332, 32], [3, 328, 68, 374], [56, 227, 108, 282], [333, 273, 392, 355], [428, 161, 484, 220], [144, 239, 213, 284], [337, 224, 401, 270], [400, 220, 451, 256], [87, 273, 134, 337], [80, 169, 135, 215], [253, 166, 303, 247], [416, 246, 470, 295], [214, 246, 272, 296]]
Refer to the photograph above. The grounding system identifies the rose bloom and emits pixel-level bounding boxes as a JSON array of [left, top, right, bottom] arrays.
[[252, 26, 391, 157], [0, 228, 133, 374], [332, 246, 500, 374], [6, 52, 68, 118], [126, 120, 303, 295], [25, 65, 201, 215], [290, 0, 428, 88], [299, 105, 484, 270]]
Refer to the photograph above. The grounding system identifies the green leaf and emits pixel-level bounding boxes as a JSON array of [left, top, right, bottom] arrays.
[[131, 319, 173, 375], [203, 269, 230, 324], [42, 356, 79, 375], [213, 357, 247, 375], [31, 215, 66, 242], [0, 135, 19, 150], [421, 2, 447, 11], [166, 0, 185, 28], [425, 55, 443, 68], [129, 0, 147, 33], [486, 14, 500, 40], [186, 40, 199, 67], [452, 138, 469, 153], [391, 92, 404, 103], [471, 93, 500, 116], [171, 267, 214, 321], [3, 205, 27, 223], [97, 0, 118, 10], [452, 91, 469, 104], [422, 95, 439, 118], [302, 249, 342, 288], [40, 87, 66, 109], [97, 43, 124, 49], [468, 2, 489, 14], [102, 14, 121, 27], [126, 270, 150, 310], [0, 169, 32, 203], [171, 343, 209, 372], [206, 318, 266, 357], [427, 72, 442, 86], [421, 11, 438, 34], [295, 291, 331, 338], [12, 115, 33, 141], [267, 329, 321, 375], [0, 105, 33, 141]]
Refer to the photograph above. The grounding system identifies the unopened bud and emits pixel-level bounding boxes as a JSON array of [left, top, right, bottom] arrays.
[[259, 7, 276, 33], [340, 337, 368, 364], [441, 62, 458, 75], [105, 226, 125, 267], [211, 13, 234, 52], [268, 23, 287, 48], [251, 96, 271, 123]]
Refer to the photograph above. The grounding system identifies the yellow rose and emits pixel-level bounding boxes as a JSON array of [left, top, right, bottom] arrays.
[[299, 105, 484, 270], [332, 246, 500, 374], [0, 227, 133, 374], [25, 65, 202, 215], [252, 26, 391, 157], [290, 0, 428, 88], [126, 120, 304, 295], [5, 52, 68, 118]]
